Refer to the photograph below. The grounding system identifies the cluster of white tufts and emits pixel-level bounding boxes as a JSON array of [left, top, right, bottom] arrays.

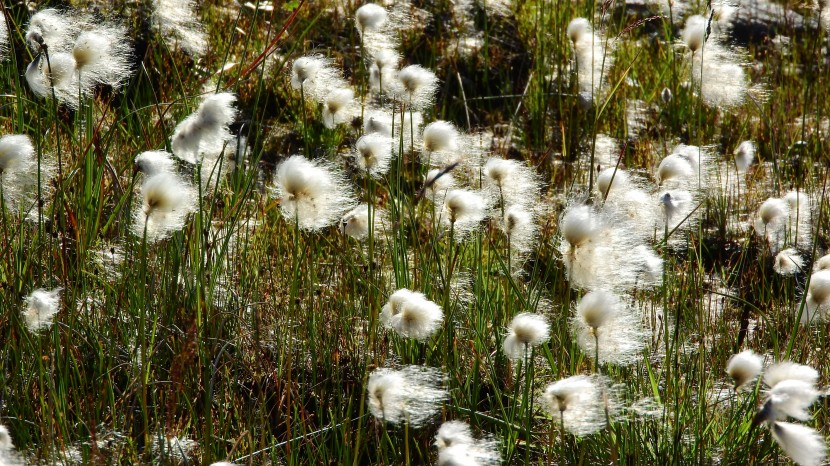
[[680, 11, 757, 110], [502, 312, 550, 360], [753, 191, 812, 252], [367, 366, 447, 426], [752, 361, 826, 466], [572, 290, 648, 367], [567, 18, 614, 104], [339, 203, 388, 241], [152, 435, 199, 463], [542, 374, 619, 436], [271, 155, 356, 231], [24, 8, 133, 108], [132, 172, 198, 243], [725, 349, 764, 390], [0, 134, 55, 219], [380, 288, 444, 340], [151, 0, 207, 56], [801, 269, 830, 324], [171, 93, 238, 166], [22, 288, 63, 333], [434, 420, 501, 465], [557, 202, 662, 291]]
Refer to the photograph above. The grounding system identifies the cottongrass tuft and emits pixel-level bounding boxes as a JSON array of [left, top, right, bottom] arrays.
[[151, 0, 207, 56], [380, 289, 443, 340], [434, 420, 501, 466], [353, 133, 394, 178], [367, 366, 447, 426], [132, 172, 198, 243], [439, 189, 489, 240], [567, 17, 614, 102], [734, 140, 755, 173], [681, 14, 706, 53], [23, 288, 62, 333], [340, 203, 387, 240], [0, 134, 53, 216], [134, 150, 176, 176], [725, 350, 763, 390], [800, 269, 830, 323], [291, 55, 346, 102], [322, 88, 356, 129], [396, 64, 439, 110], [542, 374, 615, 436], [482, 157, 539, 209], [26, 8, 83, 52], [72, 25, 133, 91], [25, 51, 81, 108], [814, 253, 830, 272], [770, 422, 827, 466], [754, 360, 825, 466], [355, 3, 388, 33], [271, 155, 356, 231], [573, 290, 647, 366], [501, 204, 538, 254], [502, 313, 550, 360], [763, 361, 819, 388], [422, 120, 461, 165], [773, 248, 803, 276], [171, 92, 237, 164]]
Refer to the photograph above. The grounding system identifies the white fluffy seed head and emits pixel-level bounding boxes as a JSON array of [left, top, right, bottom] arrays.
[[543, 375, 594, 414], [171, 93, 237, 163], [807, 269, 830, 306], [559, 204, 602, 248], [682, 15, 707, 52], [152, 0, 207, 56], [765, 379, 820, 421], [355, 3, 388, 32], [755, 197, 790, 234], [354, 133, 393, 177], [423, 121, 460, 154], [272, 155, 356, 231], [596, 167, 630, 198], [657, 154, 695, 184], [764, 361, 819, 389], [567, 18, 591, 44], [576, 290, 618, 330], [26, 8, 81, 52], [396, 64, 438, 110], [380, 289, 443, 340], [771, 422, 827, 466], [441, 189, 488, 238], [0, 135, 35, 174], [72, 25, 133, 91], [367, 366, 446, 426], [503, 313, 550, 359], [814, 253, 830, 272], [23, 288, 62, 332], [290, 55, 345, 102], [734, 140, 755, 173], [435, 420, 474, 450], [774, 249, 804, 276], [572, 291, 647, 366], [726, 350, 763, 389], [134, 150, 176, 176], [541, 375, 610, 435], [132, 172, 197, 243], [322, 88, 355, 129]]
